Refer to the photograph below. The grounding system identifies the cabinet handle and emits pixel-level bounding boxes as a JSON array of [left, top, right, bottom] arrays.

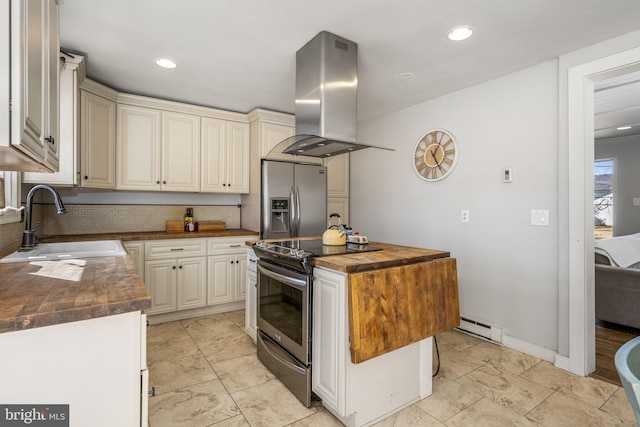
[[149, 387, 156, 397], [230, 245, 241, 248], [170, 248, 184, 252], [45, 136, 55, 145]]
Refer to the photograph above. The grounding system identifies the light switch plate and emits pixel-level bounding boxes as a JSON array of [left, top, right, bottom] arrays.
[[461, 210, 469, 223], [531, 209, 549, 226], [503, 168, 512, 183], [634, 198, 640, 206]]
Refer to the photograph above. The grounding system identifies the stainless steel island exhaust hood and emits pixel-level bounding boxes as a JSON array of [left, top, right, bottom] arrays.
[[277, 31, 393, 158]]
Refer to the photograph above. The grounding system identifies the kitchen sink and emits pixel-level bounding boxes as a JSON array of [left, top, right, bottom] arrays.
[[0, 240, 127, 263]]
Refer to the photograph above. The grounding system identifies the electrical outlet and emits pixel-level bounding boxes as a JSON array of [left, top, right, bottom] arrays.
[[461, 210, 469, 223], [634, 198, 640, 206]]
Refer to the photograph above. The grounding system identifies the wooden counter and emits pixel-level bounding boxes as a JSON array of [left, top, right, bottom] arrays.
[[40, 228, 259, 243], [313, 241, 450, 273], [0, 255, 150, 334]]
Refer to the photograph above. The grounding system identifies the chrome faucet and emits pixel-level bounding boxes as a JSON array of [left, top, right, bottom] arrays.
[[21, 184, 66, 249]]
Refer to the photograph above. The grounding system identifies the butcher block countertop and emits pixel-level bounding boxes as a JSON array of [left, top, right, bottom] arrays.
[[0, 255, 150, 334], [40, 228, 258, 243], [313, 242, 450, 273]]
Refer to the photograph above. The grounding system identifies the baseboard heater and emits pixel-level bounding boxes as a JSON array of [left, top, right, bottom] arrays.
[[457, 316, 503, 343]]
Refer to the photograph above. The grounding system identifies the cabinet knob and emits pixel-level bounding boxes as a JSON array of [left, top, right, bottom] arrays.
[[84, 175, 88, 180], [156, 181, 161, 184], [162, 180, 167, 184], [179, 265, 183, 269], [45, 136, 55, 145], [172, 266, 176, 270]]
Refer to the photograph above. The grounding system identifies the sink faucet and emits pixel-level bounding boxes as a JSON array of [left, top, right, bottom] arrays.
[[21, 184, 66, 249]]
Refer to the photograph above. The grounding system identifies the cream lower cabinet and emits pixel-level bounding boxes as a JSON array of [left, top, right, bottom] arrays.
[[207, 237, 250, 305], [144, 239, 207, 315], [313, 267, 432, 427], [245, 248, 258, 342]]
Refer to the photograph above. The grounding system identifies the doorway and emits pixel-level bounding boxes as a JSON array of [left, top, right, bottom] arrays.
[[567, 45, 640, 377]]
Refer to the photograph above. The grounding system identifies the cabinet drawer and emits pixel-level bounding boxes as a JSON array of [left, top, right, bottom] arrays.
[[144, 239, 206, 260], [207, 236, 253, 255]]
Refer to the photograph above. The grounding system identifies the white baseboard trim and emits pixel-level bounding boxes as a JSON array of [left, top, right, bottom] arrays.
[[148, 301, 245, 325], [502, 334, 557, 363], [554, 354, 571, 372]]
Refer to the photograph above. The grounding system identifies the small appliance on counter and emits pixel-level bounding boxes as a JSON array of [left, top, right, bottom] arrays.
[[322, 213, 347, 246]]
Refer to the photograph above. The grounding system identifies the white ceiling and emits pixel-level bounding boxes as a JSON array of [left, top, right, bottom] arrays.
[[58, 0, 640, 138]]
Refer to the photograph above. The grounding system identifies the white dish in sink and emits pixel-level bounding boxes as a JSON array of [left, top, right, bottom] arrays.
[[0, 240, 126, 263]]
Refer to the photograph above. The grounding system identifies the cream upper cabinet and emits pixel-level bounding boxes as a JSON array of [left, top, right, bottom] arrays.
[[326, 153, 349, 198], [117, 105, 200, 192], [201, 118, 250, 193], [1, 0, 60, 172], [260, 122, 294, 159], [161, 111, 200, 192], [24, 54, 85, 185], [81, 86, 117, 189], [116, 104, 161, 191]]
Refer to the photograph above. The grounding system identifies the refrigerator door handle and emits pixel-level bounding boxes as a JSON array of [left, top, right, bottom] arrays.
[[297, 185, 302, 237], [290, 185, 297, 237]]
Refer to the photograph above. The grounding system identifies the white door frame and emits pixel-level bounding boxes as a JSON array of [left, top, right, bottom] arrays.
[[568, 46, 640, 376]]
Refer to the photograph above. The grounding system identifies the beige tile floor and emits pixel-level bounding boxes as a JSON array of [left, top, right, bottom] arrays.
[[147, 310, 637, 426]]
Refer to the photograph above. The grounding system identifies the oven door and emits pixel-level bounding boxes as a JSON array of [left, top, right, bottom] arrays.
[[257, 260, 310, 365]]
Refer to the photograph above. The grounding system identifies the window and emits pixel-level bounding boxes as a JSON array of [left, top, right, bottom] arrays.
[[594, 159, 613, 239], [0, 170, 22, 224]]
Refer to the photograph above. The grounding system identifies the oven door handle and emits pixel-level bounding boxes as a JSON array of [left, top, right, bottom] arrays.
[[258, 263, 307, 288], [259, 332, 306, 374]]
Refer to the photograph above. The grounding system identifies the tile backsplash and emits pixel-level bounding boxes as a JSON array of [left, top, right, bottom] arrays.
[[0, 221, 24, 258], [40, 204, 241, 236]]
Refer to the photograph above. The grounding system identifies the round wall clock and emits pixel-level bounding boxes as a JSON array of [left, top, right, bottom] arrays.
[[413, 129, 459, 181]]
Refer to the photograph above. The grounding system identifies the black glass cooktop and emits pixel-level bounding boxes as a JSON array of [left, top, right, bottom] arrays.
[[268, 239, 382, 257]]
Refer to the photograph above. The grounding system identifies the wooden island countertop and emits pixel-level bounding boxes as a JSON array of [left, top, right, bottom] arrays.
[[0, 255, 150, 334]]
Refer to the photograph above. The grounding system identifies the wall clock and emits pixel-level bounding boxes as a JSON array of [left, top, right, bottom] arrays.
[[413, 129, 459, 181]]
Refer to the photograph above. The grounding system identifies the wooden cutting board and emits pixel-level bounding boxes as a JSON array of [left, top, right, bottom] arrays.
[[348, 257, 460, 363]]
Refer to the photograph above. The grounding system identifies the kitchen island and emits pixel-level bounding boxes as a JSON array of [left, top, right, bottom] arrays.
[[248, 239, 460, 427], [0, 254, 151, 427]]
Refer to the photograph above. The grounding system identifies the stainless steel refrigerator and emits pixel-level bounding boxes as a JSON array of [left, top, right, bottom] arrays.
[[261, 160, 327, 239]]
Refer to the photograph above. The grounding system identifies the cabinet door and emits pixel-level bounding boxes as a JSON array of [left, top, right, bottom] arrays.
[[117, 104, 161, 191], [81, 91, 115, 188], [162, 111, 200, 192], [326, 153, 349, 198], [260, 122, 294, 159], [43, 0, 60, 170], [236, 253, 247, 300], [312, 268, 348, 416], [12, 0, 47, 162], [226, 122, 250, 193], [145, 259, 177, 315], [176, 256, 206, 311], [327, 198, 349, 227], [207, 254, 234, 305], [24, 56, 80, 185], [200, 117, 226, 192]]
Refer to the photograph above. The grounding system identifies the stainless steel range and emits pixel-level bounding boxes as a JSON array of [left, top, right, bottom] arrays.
[[252, 239, 382, 406]]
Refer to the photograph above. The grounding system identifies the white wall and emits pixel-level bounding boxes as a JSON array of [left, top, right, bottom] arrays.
[[596, 136, 640, 236], [353, 60, 560, 351]]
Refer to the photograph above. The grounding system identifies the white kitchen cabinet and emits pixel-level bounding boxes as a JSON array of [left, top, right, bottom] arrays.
[[144, 239, 207, 315], [0, 311, 148, 427], [207, 237, 249, 305], [201, 118, 250, 193], [328, 198, 350, 227], [123, 241, 145, 279], [245, 248, 258, 342], [117, 106, 200, 192], [313, 267, 433, 426], [326, 153, 350, 198], [1, 0, 60, 172], [80, 81, 118, 189], [24, 54, 85, 185]]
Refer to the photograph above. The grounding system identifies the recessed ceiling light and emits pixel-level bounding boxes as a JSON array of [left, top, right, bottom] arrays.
[[448, 26, 474, 41], [617, 126, 632, 130], [398, 72, 415, 81], [155, 58, 177, 69]]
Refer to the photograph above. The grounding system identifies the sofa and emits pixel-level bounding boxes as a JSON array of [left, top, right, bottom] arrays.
[[595, 233, 640, 329]]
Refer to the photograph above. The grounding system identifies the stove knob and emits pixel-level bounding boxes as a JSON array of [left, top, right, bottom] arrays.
[[291, 249, 304, 258]]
